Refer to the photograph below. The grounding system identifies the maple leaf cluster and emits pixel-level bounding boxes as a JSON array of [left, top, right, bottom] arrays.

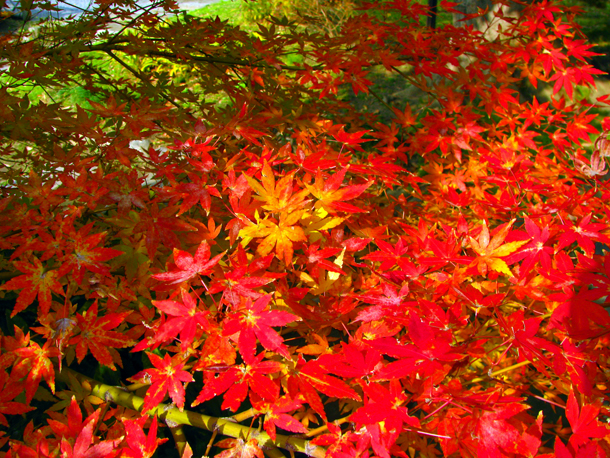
[[1, 0, 610, 457]]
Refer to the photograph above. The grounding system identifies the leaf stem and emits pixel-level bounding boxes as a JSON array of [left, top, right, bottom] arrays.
[[466, 359, 532, 385], [489, 359, 532, 377], [304, 414, 350, 437], [205, 428, 218, 457]]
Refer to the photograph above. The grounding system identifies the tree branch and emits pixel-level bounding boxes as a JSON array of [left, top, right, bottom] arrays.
[[103, 49, 183, 110]]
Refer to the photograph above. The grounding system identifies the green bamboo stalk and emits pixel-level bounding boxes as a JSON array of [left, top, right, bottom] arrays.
[[168, 423, 190, 458], [58, 368, 325, 458]]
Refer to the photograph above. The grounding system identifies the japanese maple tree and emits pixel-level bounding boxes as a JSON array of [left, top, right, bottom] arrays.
[[0, 0, 609, 456]]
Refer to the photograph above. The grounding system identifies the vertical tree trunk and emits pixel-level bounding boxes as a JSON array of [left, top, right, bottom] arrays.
[[453, 0, 524, 41]]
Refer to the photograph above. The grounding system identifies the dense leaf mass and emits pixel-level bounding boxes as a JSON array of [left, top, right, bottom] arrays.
[[1, 0, 610, 456]]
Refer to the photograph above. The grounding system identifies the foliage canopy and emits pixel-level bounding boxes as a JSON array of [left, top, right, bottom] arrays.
[[0, 0, 610, 457]]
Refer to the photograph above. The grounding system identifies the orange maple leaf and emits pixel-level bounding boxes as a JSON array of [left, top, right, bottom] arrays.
[[469, 220, 528, 277], [244, 161, 310, 214], [239, 210, 307, 265]]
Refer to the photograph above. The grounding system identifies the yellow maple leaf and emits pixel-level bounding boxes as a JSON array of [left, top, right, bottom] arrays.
[[301, 207, 345, 243], [244, 161, 310, 214], [239, 209, 306, 265], [469, 219, 528, 277]]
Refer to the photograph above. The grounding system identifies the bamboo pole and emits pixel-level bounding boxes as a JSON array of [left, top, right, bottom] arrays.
[[57, 368, 325, 458]]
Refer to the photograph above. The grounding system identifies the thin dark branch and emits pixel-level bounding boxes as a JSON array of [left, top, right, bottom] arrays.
[[427, 0, 438, 29]]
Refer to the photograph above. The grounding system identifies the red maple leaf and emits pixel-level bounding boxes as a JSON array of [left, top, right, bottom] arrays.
[[59, 409, 122, 458], [225, 189, 261, 246], [69, 301, 134, 370], [368, 337, 432, 381], [135, 291, 211, 352], [288, 145, 350, 174], [575, 253, 610, 301], [331, 127, 372, 151], [565, 389, 608, 449], [222, 294, 299, 363], [317, 342, 382, 379], [0, 370, 34, 427], [422, 234, 473, 268], [210, 269, 276, 305], [565, 112, 599, 143], [223, 169, 250, 199], [476, 403, 530, 458], [549, 67, 577, 98], [453, 285, 505, 314], [363, 237, 413, 271], [263, 396, 308, 441], [554, 438, 606, 458], [549, 286, 610, 339], [499, 311, 561, 371], [556, 213, 609, 258], [299, 243, 346, 278], [192, 352, 282, 412], [87, 95, 126, 117], [132, 203, 196, 257], [504, 217, 553, 276], [130, 352, 194, 413], [350, 380, 419, 428], [208, 251, 276, 307], [311, 422, 361, 457], [305, 167, 373, 214], [190, 331, 237, 375], [47, 396, 85, 442], [350, 381, 420, 458], [11, 340, 60, 404], [215, 437, 264, 458], [168, 137, 215, 169], [159, 173, 221, 216], [408, 313, 463, 362], [57, 223, 123, 285], [1, 256, 64, 318], [287, 355, 361, 420], [121, 416, 168, 458], [355, 282, 410, 322], [152, 240, 225, 286]]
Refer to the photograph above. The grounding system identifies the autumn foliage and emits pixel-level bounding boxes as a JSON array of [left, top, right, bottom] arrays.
[[1, 0, 610, 456]]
